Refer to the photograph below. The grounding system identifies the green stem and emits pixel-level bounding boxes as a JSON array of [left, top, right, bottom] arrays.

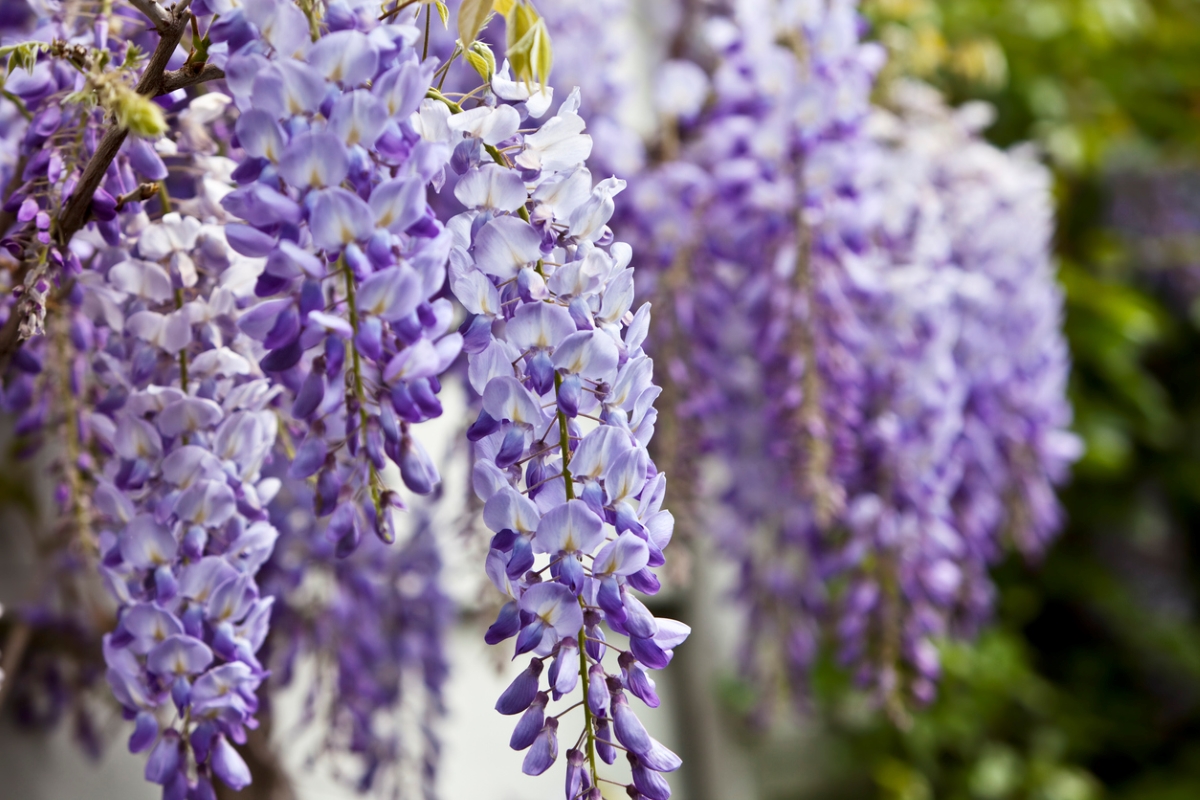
[[553, 373, 574, 500], [422, 3, 431, 61], [577, 623, 600, 786], [342, 259, 382, 516], [552, 370, 597, 783]]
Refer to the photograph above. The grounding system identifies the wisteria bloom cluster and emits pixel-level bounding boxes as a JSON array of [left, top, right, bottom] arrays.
[[0, 0, 1081, 796], [430, 76, 686, 798], [542, 0, 1077, 713], [0, 0, 681, 795]]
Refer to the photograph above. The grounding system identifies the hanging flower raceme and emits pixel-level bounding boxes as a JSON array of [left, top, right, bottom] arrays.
[[545, 0, 1077, 714], [71, 203, 284, 797], [0, 5, 284, 793], [259, 457, 452, 798], [416, 48, 686, 791], [211, 0, 461, 553]]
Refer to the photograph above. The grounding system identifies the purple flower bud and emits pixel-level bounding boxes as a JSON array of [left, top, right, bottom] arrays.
[[211, 735, 252, 791], [164, 770, 188, 800], [230, 157, 267, 184], [292, 370, 326, 420], [630, 753, 672, 800], [549, 637, 578, 697], [259, 338, 304, 372], [461, 314, 493, 353], [557, 373, 582, 417], [486, 601, 522, 645], [506, 535, 535, 580], [495, 659, 543, 715], [618, 651, 661, 708], [586, 625, 607, 662], [410, 378, 444, 418], [144, 730, 182, 784], [494, 426, 527, 470], [127, 137, 168, 180], [355, 316, 383, 362], [520, 717, 558, 776], [568, 297, 594, 330], [399, 436, 439, 495], [626, 568, 662, 596], [190, 721, 217, 765], [92, 188, 118, 221], [191, 776, 218, 800], [509, 691, 546, 750], [170, 675, 191, 711], [467, 409, 501, 441], [565, 748, 588, 800], [629, 635, 672, 670], [315, 468, 341, 516], [587, 664, 610, 717], [514, 619, 547, 657], [325, 334, 346, 376], [639, 738, 682, 773], [154, 565, 178, 602], [622, 594, 658, 640], [264, 305, 301, 351], [596, 584, 625, 638], [595, 715, 617, 765], [12, 347, 42, 375], [612, 691, 652, 755], [226, 223, 278, 258], [129, 711, 158, 753]]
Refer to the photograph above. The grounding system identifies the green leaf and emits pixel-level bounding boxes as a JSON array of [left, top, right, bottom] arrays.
[[123, 44, 145, 69], [531, 19, 552, 85], [0, 42, 42, 77], [465, 41, 496, 81], [434, 0, 449, 27], [458, 0, 493, 46], [503, 1, 551, 86]]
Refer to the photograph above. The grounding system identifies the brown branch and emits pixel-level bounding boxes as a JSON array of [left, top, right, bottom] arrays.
[[53, 6, 193, 246], [159, 62, 225, 95], [0, 621, 32, 712], [0, 3, 201, 368], [128, 0, 172, 31], [0, 154, 30, 240]]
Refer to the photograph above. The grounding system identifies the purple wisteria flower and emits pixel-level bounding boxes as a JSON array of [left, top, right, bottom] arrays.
[[425, 49, 686, 795], [546, 0, 1078, 714], [212, 0, 460, 553]]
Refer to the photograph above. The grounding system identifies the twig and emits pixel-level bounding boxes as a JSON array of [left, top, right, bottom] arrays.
[[0, 153, 30, 238], [128, 0, 172, 31], [159, 62, 225, 95], [0, 3, 203, 369]]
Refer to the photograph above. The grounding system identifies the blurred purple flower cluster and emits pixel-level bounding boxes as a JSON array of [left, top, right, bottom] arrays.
[[0, 0, 1080, 796], [543, 0, 1078, 712]]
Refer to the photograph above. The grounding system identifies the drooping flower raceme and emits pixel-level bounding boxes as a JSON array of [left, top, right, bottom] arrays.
[[82, 207, 283, 797], [261, 462, 452, 798], [548, 0, 1077, 713], [421, 69, 686, 796], [211, 0, 461, 552]]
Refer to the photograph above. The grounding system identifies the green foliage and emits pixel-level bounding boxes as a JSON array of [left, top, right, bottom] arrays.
[[500, 0, 552, 87], [0, 42, 43, 77]]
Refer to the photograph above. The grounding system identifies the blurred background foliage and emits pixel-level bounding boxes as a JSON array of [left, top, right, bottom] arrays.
[[767, 1, 1200, 798]]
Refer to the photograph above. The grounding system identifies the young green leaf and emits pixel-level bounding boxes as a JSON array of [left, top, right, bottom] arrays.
[[458, 0, 493, 46]]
